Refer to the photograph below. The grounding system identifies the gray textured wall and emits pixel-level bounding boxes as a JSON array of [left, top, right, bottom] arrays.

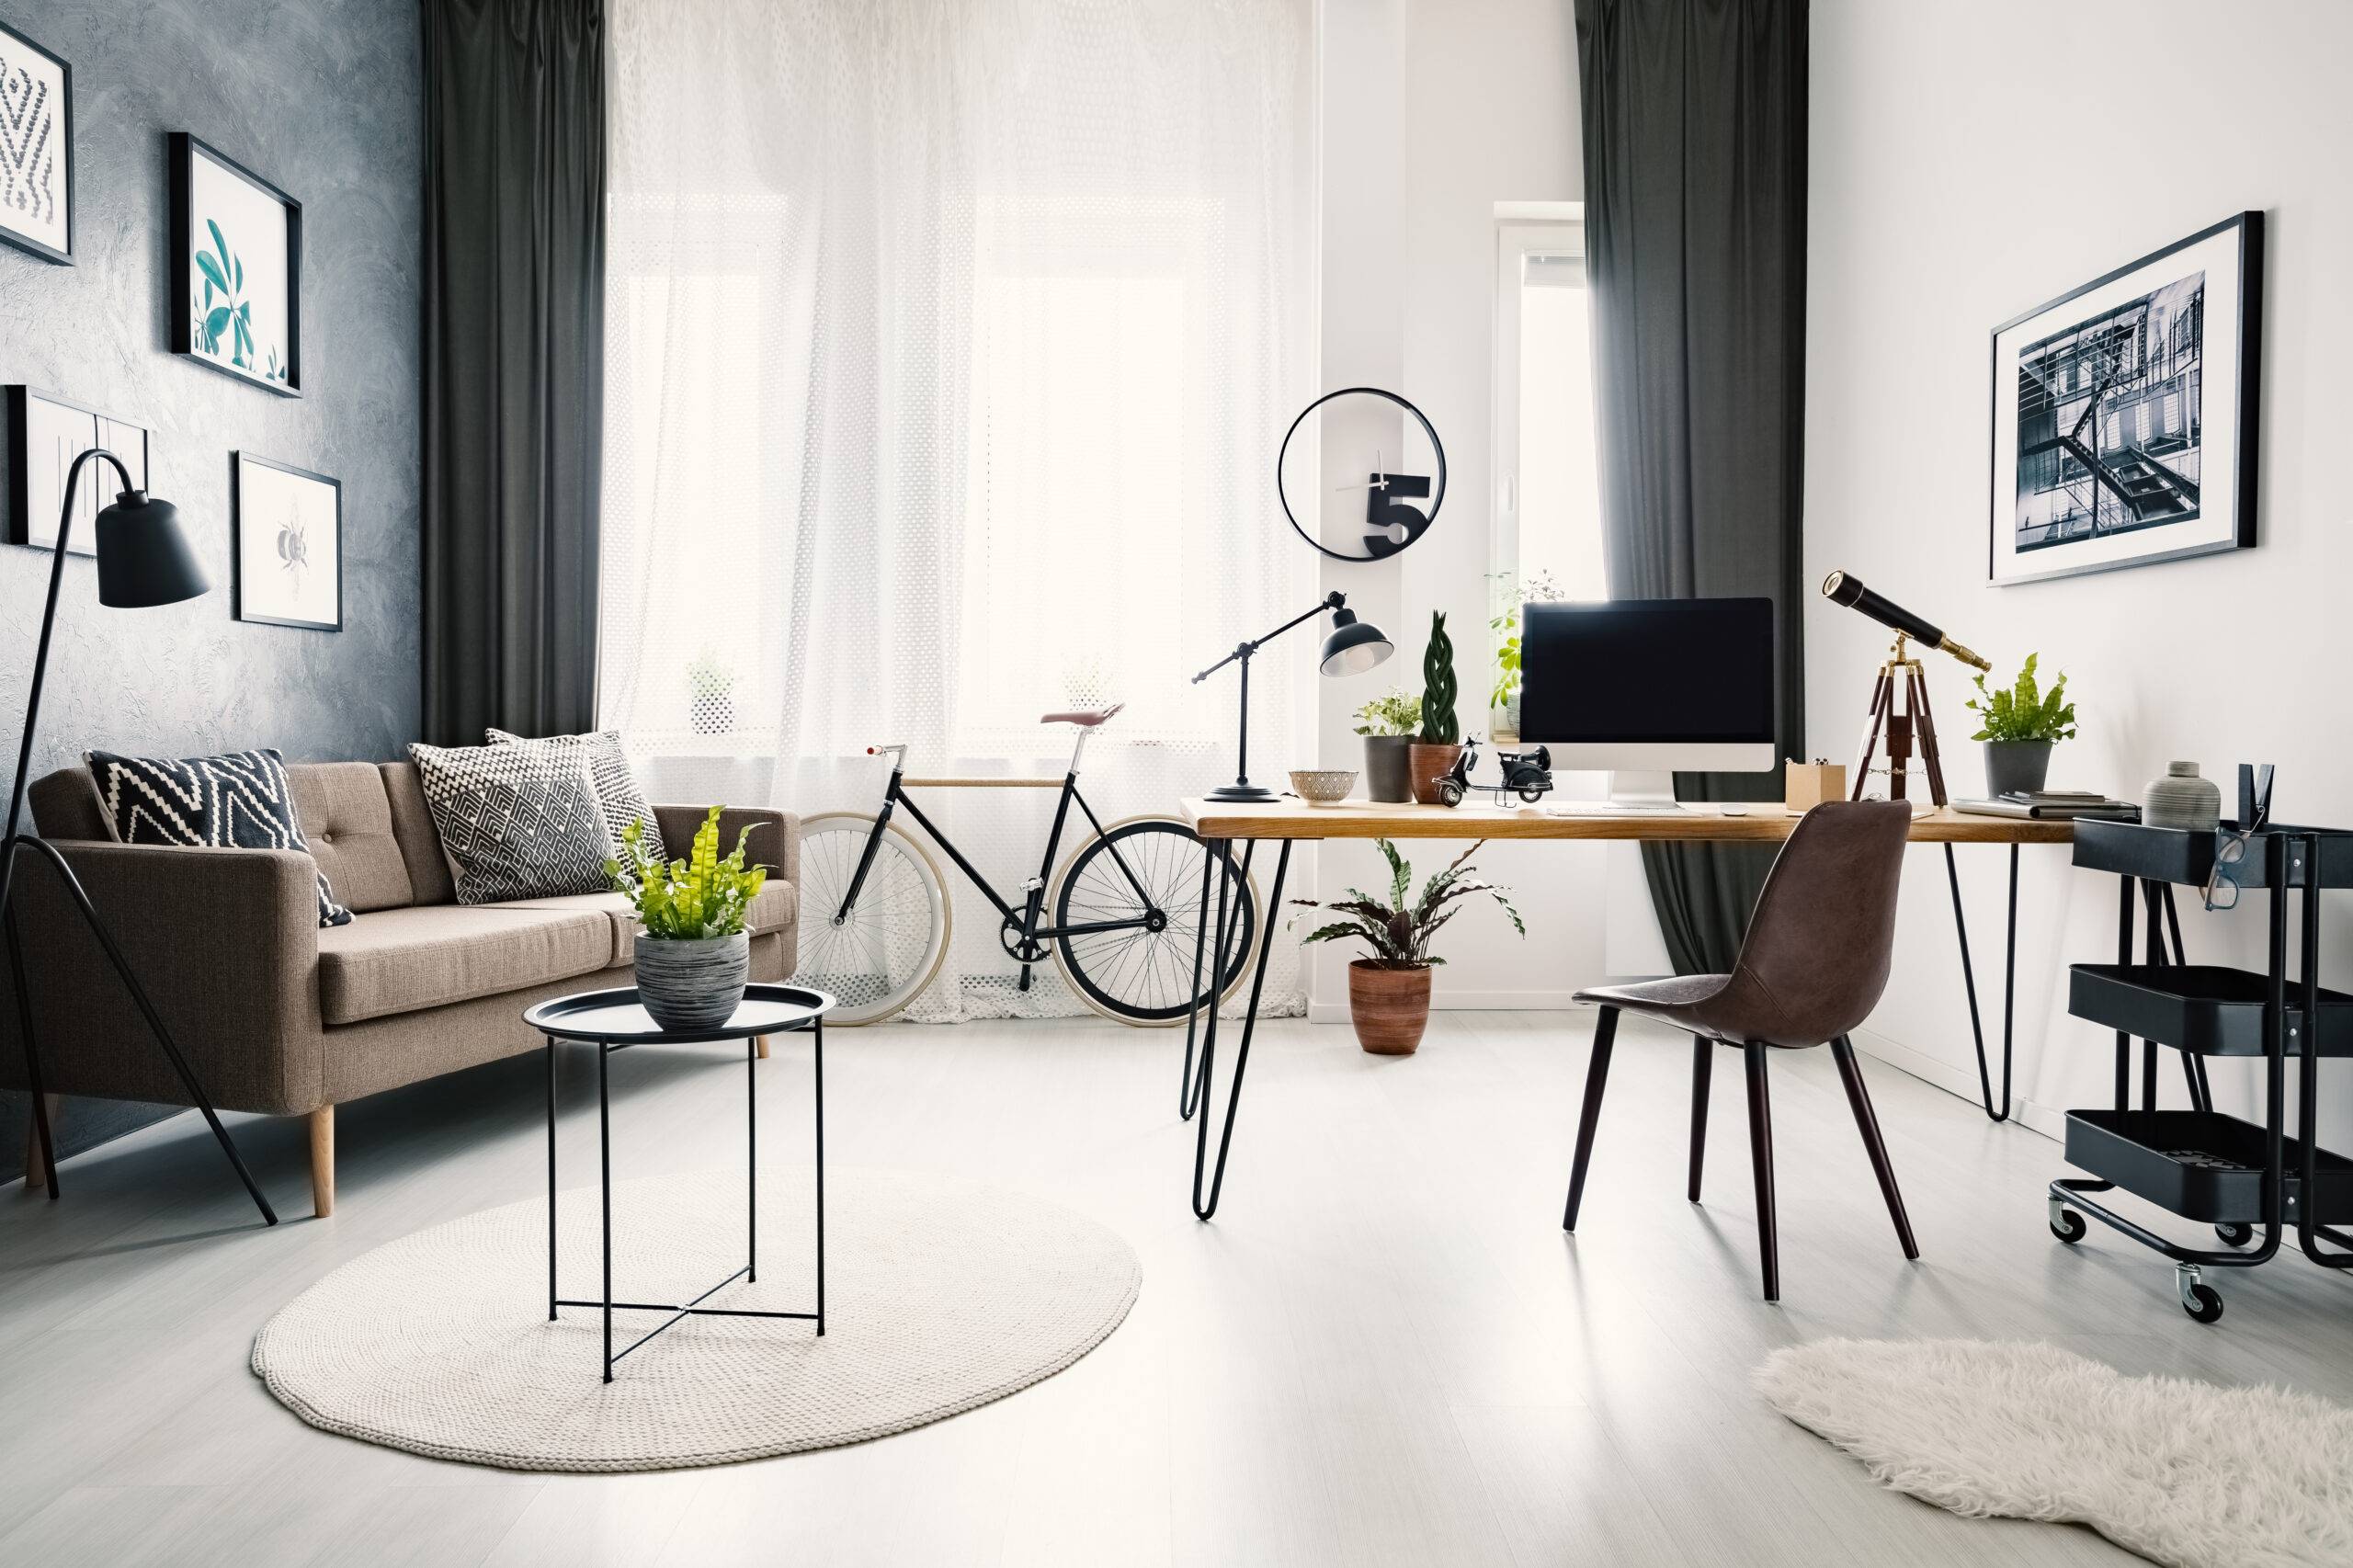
[[0, 0, 421, 1169]]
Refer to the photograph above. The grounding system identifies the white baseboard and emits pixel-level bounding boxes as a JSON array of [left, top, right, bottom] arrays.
[[1847, 1025, 2065, 1142], [1305, 990, 1592, 1024]]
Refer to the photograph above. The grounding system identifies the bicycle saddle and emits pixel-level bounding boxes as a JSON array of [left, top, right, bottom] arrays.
[[1040, 703, 1124, 727]]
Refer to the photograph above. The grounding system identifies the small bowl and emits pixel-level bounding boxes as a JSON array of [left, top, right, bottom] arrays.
[[1289, 769, 1358, 806]]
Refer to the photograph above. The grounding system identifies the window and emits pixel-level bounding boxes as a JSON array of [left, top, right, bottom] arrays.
[[1492, 209, 1605, 614]]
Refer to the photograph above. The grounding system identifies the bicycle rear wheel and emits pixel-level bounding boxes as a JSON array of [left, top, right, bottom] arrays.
[[1051, 817, 1258, 1026], [795, 812, 952, 1025]]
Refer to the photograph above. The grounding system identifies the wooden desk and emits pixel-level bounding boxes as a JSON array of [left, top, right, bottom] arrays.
[[1172, 796, 2074, 1220]]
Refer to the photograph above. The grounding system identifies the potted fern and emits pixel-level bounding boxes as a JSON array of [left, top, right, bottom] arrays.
[[608, 807, 768, 1031], [1291, 840, 1523, 1054], [1407, 610, 1462, 806], [1966, 653, 2076, 798]]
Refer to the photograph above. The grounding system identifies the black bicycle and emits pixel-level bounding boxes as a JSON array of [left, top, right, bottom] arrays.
[[796, 705, 1260, 1025]]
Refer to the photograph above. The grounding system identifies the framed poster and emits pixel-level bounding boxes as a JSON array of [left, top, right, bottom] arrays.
[[6, 386, 148, 556], [169, 132, 302, 396], [0, 20, 72, 264], [233, 452, 340, 631], [1989, 211, 2261, 586]]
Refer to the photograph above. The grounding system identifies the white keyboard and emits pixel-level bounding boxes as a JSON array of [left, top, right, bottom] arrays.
[[1542, 801, 1691, 816]]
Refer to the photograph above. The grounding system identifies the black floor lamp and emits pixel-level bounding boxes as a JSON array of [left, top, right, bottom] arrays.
[[1193, 590, 1392, 803], [5, 449, 278, 1224]]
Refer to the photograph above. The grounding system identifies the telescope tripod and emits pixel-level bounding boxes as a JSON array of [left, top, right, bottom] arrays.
[[1849, 633, 1950, 806]]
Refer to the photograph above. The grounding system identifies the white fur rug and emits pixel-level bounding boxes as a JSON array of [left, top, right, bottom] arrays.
[[1756, 1338, 2353, 1568]]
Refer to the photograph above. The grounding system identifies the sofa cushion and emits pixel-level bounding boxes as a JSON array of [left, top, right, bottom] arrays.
[[315, 904, 613, 1025], [381, 762, 459, 905], [489, 728, 667, 862], [407, 740, 614, 905], [287, 763, 415, 913], [86, 747, 352, 928], [494, 883, 797, 968]]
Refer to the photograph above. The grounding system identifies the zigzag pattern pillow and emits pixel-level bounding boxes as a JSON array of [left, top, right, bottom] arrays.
[[85, 748, 352, 927], [408, 740, 615, 905], [486, 727, 665, 861]]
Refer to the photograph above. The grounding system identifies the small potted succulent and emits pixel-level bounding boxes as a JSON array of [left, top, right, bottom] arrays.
[[1966, 653, 2076, 798], [1290, 839, 1523, 1055], [609, 806, 768, 1031], [1352, 688, 1422, 803], [687, 648, 737, 734], [1407, 610, 1462, 806]]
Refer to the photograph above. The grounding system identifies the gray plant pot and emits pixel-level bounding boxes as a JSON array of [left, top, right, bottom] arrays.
[[1364, 735, 1414, 803], [1982, 740, 2054, 799], [634, 931, 751, 1032]]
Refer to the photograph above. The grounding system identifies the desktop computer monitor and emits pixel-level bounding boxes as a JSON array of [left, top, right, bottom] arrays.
[[1517, 597, 1778, 772]]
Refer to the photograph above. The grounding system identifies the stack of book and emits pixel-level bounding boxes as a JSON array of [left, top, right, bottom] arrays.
[[1952, 790, 2138, 822]]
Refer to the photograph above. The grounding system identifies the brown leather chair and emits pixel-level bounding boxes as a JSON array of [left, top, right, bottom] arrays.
[[1560, 800, 1918, 1301]]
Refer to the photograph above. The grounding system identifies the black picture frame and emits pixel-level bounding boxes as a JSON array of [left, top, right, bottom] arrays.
[[232, 451, 342, 631], [1987, 210, 2262, 586], [0, 19, 73, 266], [169, 132, 303, 398], [6, 384, 149, 556]]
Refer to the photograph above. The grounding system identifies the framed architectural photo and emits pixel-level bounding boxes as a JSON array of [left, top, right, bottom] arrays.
[[0, 20, 72, 265], [233, 452, 341, 631], [1989, 212, 2261, 586], [6, 386, 148, 556], [170, 133, 302, 396]]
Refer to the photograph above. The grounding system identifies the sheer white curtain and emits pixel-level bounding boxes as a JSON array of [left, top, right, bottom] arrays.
[[602, 0, 1314, 1019]]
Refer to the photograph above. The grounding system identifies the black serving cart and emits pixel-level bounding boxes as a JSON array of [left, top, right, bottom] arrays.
[[2051, 819, 2353, 1323]]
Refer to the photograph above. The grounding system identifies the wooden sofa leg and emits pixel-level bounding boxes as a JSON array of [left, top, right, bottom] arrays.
[[755, 1035, 771, 1060], [23, 1093, 59, 1191], [308, 1106, 335, 1218]]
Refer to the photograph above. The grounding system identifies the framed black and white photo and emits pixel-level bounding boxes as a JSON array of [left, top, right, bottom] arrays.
[[1989, 211, 2261, 586], [233, 452, 340, 631], [6, 386, 147, 556], [170, 133, 302, 397], [0, 20, 71, 265]]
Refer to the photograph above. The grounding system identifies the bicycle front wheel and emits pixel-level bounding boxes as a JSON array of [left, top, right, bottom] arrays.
[[795, 812, 952, 1025], [1051, 817, 1259, 1027]]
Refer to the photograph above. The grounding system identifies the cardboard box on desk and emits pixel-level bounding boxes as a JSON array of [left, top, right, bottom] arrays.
[[1785, 759, 1847, 812]]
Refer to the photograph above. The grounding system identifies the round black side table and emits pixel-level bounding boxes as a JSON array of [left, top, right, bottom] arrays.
[[524, 983, 835, 1382]]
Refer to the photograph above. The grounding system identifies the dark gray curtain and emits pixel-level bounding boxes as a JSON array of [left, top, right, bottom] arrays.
[[422, 0, 606, 744], [1574, 0, 1809, 974]]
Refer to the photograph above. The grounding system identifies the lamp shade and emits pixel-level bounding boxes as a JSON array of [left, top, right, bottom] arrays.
[[95, 491, 210, 608], [1318, 608, 1392, 676]]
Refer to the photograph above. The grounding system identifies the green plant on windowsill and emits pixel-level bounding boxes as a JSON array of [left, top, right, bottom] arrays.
[[1351, 689, 1422, 737], [1487, 569, 1567, 711], [608, 809, 767, 940]]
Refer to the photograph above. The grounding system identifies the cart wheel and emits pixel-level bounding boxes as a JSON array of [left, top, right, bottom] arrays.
[[2214, 1221, 2254, 1246], [2049, 1208, 2086, 1244], [2182, 1284, 2224, 1324]]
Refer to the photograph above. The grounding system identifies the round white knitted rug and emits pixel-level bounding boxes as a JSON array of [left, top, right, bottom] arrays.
[[252, 1167, 1141, 1472]]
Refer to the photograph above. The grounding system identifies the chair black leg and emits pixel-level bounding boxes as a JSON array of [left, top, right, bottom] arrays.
[[1562, 1006, 1618, 1231], [1830, 1035, 1918, 1259], [1687, 1036, 1711, 1203], [1743, 1041, 1779, 1301]]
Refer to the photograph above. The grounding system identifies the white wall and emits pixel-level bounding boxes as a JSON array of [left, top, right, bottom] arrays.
[[1307, 0, 1592, 1017], [1808, 1, 2353, 1138]]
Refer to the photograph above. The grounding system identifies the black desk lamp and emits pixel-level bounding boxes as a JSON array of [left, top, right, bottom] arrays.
[[1194, 590, 1392, 803], [4, 449, 278, 1224]]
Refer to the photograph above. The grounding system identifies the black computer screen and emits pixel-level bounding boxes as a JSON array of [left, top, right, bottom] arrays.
[[1518, 599, 1777, 744]]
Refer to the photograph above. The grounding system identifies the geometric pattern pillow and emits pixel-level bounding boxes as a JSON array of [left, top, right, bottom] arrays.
[[85, 746, 353, 927], [406, 740, 616, 905], [486, 727, 666, 862]]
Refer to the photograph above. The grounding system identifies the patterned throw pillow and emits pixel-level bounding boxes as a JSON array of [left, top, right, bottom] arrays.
[[85, 748, 352, 927], [485, 727, 666, 861], [407, 740, 617, 905]]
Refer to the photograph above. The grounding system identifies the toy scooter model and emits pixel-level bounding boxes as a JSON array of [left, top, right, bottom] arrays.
[[1434, 741, 1553, 807]]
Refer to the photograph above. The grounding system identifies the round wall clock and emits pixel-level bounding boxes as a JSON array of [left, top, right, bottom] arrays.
[[1276, 387, 1447, 562]]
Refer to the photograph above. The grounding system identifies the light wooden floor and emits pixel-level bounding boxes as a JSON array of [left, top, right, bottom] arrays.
[[5, 1008, 2350, 1567]]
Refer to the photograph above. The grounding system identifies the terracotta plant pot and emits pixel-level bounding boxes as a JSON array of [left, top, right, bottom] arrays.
[[1348, 960, 1432, 1055], [1406, 742, 1463, 806]]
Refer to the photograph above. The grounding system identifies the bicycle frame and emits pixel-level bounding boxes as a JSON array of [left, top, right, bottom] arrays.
[[832, 732, 1165, 986]]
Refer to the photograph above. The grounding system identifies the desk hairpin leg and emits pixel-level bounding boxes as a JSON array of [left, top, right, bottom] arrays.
[[1945, 842, 2020, 1122], [1189, 838, 1290, 1221], [1178, 837, 1256, 1122]]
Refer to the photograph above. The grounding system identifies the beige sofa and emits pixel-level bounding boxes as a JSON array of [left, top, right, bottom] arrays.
[[0, 760, 798, 1216]]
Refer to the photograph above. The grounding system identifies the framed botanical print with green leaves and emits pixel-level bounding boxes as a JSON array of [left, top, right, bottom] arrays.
[[169, 132, 302, 397]]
